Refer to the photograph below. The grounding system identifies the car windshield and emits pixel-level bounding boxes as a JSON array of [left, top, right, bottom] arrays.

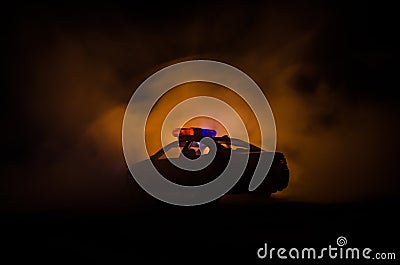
[[155, 141, 212, 159], [152, 138, 263, 160]]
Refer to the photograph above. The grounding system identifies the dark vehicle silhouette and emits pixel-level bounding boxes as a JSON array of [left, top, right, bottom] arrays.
[[127, 128, 289, 204]]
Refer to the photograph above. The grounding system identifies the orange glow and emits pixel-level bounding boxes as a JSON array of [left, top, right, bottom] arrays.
[[144, 82, 261, 156], [183, 117, 228, 137], [174, 128, 194, 136]]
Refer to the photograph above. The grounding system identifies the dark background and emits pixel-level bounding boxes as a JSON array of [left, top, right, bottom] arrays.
[[1, 1, 399, 263]]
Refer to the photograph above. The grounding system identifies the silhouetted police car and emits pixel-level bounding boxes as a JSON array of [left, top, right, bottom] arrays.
[[127, 127, 289, 204]]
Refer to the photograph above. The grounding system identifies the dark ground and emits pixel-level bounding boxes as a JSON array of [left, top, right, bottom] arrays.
[[1, 196, 399, 264]]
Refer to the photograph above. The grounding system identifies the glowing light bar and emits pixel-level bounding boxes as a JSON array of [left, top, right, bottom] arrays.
[[172, 127, 216, 139], [172, 128, 194, 137], [201, 128, 217, 137]]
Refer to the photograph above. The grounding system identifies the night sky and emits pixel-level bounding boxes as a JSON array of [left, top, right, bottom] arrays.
[[2, 1, 399, 210]]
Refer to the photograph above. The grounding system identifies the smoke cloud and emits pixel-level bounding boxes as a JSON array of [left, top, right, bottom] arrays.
[[3, 2, 398, 210]]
